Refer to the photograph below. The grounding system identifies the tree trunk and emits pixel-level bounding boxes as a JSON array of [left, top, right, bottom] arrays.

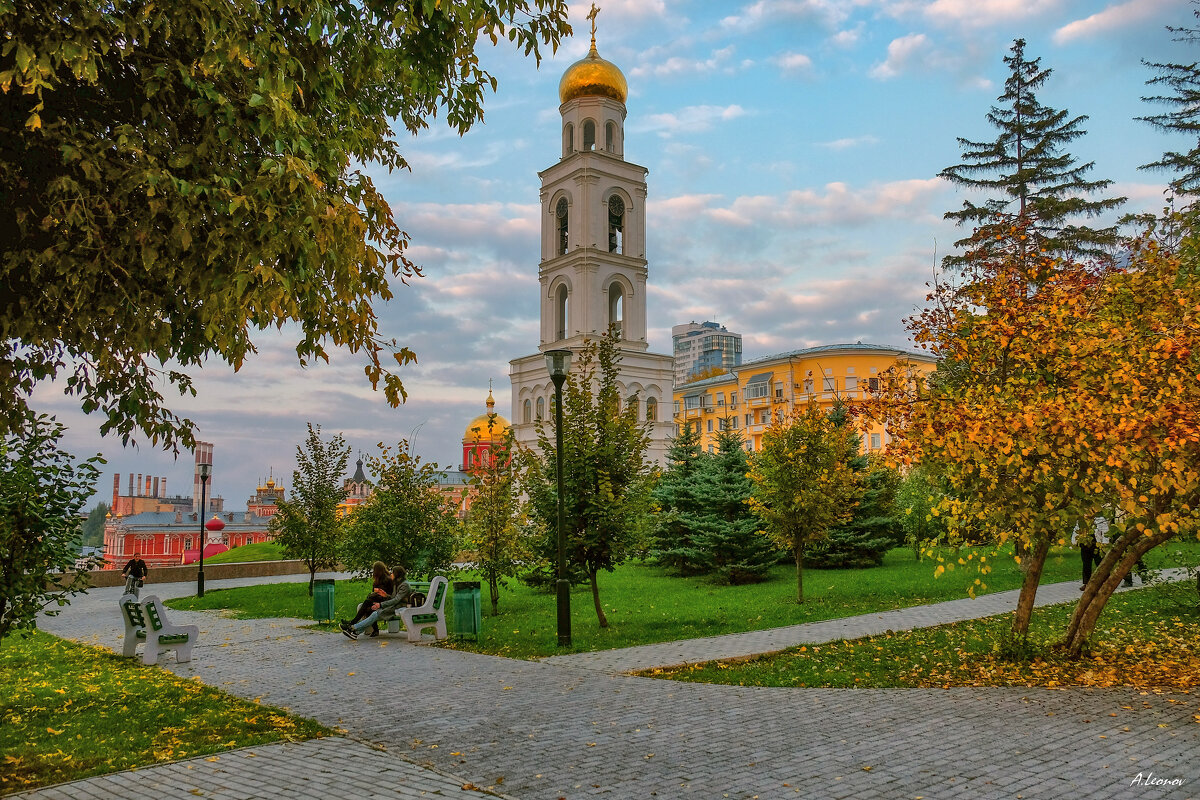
[[795, 543, 805, 604], [590, 569, 608, 628], [1064, 527, 1174, 657], [308, 565, 316, 597], [488, 572, 499, 616], [1011, 536, 1050, 638]]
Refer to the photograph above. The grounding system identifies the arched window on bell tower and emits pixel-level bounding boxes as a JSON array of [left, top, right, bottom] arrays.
[[555, 284, 569, 340], [556, 198, 569, 255], [562, 123, 574, 157], [583, 119, 596, 151], [605, 121, 616, 153], [608, 195, 624, 254], [608, 282, 624, 339]]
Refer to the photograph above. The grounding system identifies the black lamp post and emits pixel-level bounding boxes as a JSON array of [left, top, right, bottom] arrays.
[[196, 462, 212, 597], [544, 348, 573, 647]]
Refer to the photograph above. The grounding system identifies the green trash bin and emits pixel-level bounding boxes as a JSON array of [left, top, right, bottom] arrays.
[[451, 581, 481, 640], [313, 578, 335, 622]]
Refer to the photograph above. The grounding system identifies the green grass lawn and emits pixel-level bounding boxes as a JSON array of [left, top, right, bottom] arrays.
[[203, 541, 286, 563], [167, 543, 1200, 660], [655, 578, 1200, 689], [0, 631, 329, 794]]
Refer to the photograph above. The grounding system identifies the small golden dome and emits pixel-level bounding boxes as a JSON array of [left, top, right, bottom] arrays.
[[559, 43, 627, 104], [464, 390, 510, 443]]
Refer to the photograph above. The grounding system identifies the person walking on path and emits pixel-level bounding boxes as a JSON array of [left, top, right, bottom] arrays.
[[121, 552, 148, 596], [341, 565, 414, 640]]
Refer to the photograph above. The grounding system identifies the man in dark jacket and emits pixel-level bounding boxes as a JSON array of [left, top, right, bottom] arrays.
[[122, 552, 148, 595]]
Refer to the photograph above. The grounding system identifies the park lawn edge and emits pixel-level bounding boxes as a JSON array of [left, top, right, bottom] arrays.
[[645, 580, 1200, 690]]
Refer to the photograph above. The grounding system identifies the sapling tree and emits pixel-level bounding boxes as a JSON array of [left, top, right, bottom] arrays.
[[0, 416, 103, 644]]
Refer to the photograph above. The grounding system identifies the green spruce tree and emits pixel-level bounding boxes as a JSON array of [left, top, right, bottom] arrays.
[[650, 424, 710, 575], [690, 428, 777, 584], [940, 38, 1125, 267]]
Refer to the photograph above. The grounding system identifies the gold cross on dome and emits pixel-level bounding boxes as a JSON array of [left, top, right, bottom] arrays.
[[587, 3, 600, 44]]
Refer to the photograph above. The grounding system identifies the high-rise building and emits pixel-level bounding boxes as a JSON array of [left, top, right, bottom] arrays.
[[509, 21, 674, 464], [672, 321, 742, 386]]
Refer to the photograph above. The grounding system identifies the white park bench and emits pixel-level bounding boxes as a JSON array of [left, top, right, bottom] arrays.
[[137, 595, 199, 665], [118, 593, 148, 658], [397, 575, 449, 642]]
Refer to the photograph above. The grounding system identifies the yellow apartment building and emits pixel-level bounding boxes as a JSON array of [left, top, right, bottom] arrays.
[[671, 342, 936, 454]]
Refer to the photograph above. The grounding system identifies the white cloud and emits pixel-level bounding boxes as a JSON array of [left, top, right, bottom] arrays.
[[816, 135, 880, 150], [869, 33, 931, 79], [879, 0, 1058, 28], [630, 46, 739, 78], [637, 104, 749, 137], [829, 24, 864, 48], [774, 51, 815, 74], [720, 0, 859, 32], [653, 178, 950, 229], [1054, 0, 1176, 44]]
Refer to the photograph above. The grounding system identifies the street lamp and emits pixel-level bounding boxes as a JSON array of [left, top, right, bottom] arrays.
[[544, 348, 573, 647], [196, 462, 212, 597]]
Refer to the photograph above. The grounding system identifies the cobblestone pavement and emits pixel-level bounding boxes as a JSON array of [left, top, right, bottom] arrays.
[[15, 573, 1199, 800]]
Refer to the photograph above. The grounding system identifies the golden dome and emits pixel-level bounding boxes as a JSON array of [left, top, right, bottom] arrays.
[[559, 43, 627, 104], [464, 390, 510, 443]]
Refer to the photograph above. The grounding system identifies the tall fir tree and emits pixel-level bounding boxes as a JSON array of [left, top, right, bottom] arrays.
[[690, 428, 777, 585], [940, 38, 1125, 267], [650, 424, 709, 575], [1139, 3, 1200, 198]]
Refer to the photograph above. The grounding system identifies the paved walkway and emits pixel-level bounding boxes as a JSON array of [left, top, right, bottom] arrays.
[[12, 572, 1199, 800]]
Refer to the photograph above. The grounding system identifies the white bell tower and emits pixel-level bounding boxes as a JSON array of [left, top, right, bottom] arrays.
[[509, 14, 674, 464]]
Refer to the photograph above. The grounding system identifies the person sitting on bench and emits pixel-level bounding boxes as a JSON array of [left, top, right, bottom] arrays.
[[342, 561, 393, 635], [341, 565, 413, 640]]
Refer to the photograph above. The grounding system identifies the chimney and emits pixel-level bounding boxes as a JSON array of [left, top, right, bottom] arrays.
[[244, 511, 251, 522], [128, 474, 134, 497], [152, 477, 159, 498], [226, 512, 233, 522], [175, 511, 183, 524], [136, 473, 142, 496], [112, 474, 120, 509], [160, 478, 167, 498], [144, 475, 151, 496]]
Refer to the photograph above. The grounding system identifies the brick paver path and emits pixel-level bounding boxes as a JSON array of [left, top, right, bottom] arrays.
[[13, 573, 1198, 800]]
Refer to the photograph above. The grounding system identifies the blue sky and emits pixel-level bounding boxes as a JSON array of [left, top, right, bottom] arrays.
[[42, 0, 1196, 510]]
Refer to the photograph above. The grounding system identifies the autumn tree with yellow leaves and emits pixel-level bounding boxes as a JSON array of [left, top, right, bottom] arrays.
[[747, 403, 860, 604], [866, 216, 1200, 654]]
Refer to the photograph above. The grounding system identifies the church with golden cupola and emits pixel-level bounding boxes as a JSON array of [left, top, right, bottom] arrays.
[[461, 388, 511, 474], [509, 7, 674, 464]]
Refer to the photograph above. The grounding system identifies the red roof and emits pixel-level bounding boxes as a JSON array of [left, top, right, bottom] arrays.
[[179, 542, 229, 565]]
